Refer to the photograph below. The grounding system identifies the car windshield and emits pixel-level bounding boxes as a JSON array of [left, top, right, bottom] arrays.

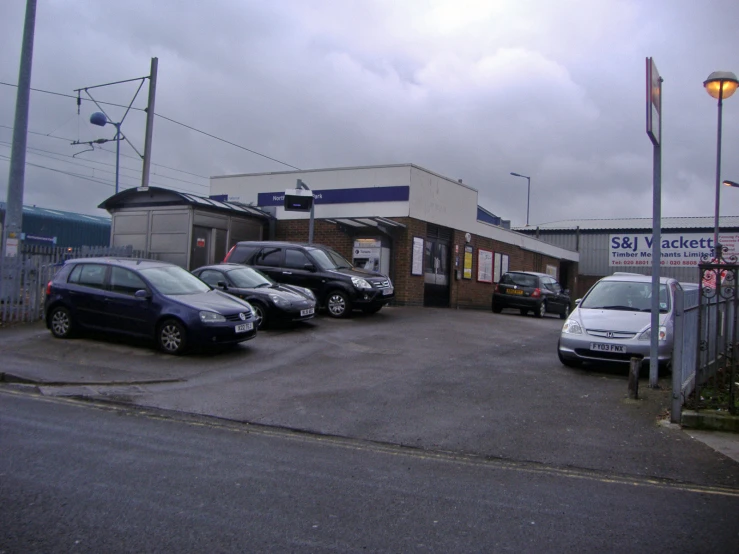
[[140, 266, 211, 295], [310, 247, 353, 270], [580, 280, 670, 313], [226, 267, 274, 288]]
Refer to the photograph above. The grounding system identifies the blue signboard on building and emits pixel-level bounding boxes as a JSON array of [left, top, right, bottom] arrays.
[[257, 186, 410, 207]]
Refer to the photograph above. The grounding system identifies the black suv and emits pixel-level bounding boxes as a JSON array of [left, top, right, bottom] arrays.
[[492, 271, 571, 319], [224, 241, 394, 318]]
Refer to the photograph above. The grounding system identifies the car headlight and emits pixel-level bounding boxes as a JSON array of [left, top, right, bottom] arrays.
[[351, 277, 372, 290], [199, 311, 226, 323], [269, 294, 290, 308], [638, 326, 667, 341], [562, 319, 583, 334]]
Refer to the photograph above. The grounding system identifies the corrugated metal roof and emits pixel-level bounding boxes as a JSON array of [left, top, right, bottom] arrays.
[[0, 201, 111, 224], [516, 216, 739, 231]]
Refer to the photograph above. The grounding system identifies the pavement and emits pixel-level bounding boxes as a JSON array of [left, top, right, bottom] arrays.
[[1, 308, 738, 485]]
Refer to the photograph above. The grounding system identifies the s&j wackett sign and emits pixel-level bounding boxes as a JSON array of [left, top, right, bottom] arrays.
[[609, 232, 739, 267]]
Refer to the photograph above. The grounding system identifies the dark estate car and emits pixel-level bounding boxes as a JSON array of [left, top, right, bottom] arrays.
[[44, 258, 258, 354], [492, 271, 571, 319], [223, 241, 394, 318], [192, 264, 316, 329]]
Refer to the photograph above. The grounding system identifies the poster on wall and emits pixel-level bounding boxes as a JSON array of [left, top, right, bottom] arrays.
[[463, 245, 473, 279], [494, 253, 502, 282], [501, 253, 509, 276], [546, 264, 558, 278], [477, 249, 493, 283], [411, 237, 424, 276]]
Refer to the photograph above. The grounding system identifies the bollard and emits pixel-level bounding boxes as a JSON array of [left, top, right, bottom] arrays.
[[628, 357, 641, 400]]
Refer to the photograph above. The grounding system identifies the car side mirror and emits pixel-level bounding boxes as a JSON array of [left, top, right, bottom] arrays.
[[563, 289, 570, 296], [217, 281, 228, 290], [575, 298, 582, 306], [134, 289, 151, 299], [304, 263, 317, 272]]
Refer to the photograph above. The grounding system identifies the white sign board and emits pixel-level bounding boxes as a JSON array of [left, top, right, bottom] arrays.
[[609, 232, 738, 267]]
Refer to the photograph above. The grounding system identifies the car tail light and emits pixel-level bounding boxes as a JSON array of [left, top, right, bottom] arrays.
[[223, 245, 236, 262], [531, 288, 542, 298], [494, 284, 501, 293], [46, 281, 53, 295]]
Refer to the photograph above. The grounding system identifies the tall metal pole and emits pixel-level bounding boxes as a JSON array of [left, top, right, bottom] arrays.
[[649, 76, 662, 388], [140, 57, 158, 189], [713, 88, 724, 256], [2, 0, 37, 259], [114, 122, 121, 194], [526, 176, 531, 226]]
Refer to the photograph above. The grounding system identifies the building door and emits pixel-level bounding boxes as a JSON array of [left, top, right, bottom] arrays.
[[214, 228, 228, 264], [191, 226, 211, 270], [424, 224, 452, 307]]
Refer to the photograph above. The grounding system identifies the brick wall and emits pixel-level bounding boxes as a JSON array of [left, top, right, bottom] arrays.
[[273, 217, 575, 310]]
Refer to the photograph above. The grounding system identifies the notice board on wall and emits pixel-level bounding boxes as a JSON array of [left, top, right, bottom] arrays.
[[463, 245, 473, 279]]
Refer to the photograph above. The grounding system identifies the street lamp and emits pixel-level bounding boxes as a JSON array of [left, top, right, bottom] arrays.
[[90, 111, 122, 194], [703, 71, 738, 255], [510, 172, 531, 226], [723, 180, 739, 188]]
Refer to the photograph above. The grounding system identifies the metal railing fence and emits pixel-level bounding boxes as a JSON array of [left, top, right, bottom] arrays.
[[0, 245, 153, 326]]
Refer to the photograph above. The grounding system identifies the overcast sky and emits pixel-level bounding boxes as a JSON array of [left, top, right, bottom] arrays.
[[1, 0, 738, 228]]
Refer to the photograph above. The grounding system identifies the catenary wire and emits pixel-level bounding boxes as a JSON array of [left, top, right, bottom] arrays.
[[0, 81, 302, 170]]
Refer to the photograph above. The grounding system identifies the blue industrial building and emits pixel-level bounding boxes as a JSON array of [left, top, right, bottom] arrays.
[[0, 202, 111, 248]]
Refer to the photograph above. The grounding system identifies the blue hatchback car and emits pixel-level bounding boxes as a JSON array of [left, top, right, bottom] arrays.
[[44, 258, 258, 354]]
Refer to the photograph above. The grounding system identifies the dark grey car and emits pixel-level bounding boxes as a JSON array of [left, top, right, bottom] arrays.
[[492, 271, 571, 319]]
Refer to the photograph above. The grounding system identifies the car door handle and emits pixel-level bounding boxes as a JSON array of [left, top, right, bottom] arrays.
[[282, 271, 292, 275]]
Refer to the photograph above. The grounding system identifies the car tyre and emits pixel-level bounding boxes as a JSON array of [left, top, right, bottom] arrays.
[[49, 306, 74, 339], [326, 290, 352, 318], [251, 302, 269, 329], [158, 319, 187, 355], [560, 304, 570, 320], [492, 300, 502, 313], [361, 305, 383, 315], [535, 302, 546, 318]]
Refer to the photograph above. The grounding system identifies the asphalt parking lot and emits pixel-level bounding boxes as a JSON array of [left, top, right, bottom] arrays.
[[1, 307, 738, 488]]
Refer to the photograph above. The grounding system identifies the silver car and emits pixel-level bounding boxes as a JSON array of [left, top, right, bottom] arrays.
[[557, 273, 682, 368]]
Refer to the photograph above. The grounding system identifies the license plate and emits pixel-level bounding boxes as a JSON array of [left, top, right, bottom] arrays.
[[507, 289, 523, 295], [590, 343, 626, 353], [235, 322, 253, 333], [382, 287, 394, 295], [300, 308, 314, 316]]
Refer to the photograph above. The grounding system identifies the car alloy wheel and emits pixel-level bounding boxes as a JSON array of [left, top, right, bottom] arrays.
[[327, 290, 351, 318], [50, 307, 73, 338], [535, 302, 546, 318], [252, 303, 267, 329], [158, 319, 187, 355]]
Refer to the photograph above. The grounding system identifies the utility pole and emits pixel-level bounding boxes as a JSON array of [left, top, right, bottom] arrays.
[[140, 57, 158, 189], [2, 0, 37, 261]]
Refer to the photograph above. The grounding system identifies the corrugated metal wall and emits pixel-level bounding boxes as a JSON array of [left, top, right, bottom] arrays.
[[532, 231, 701, 283]]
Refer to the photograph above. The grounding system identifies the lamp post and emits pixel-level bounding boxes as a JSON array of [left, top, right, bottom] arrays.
[[89, 111, 122, 194], [510, 172, 531, 226], [703, 71, 738, 255], [724, 180, 739, 189]]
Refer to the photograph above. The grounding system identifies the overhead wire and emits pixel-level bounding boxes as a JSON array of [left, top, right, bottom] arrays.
[[0, 140, 208, 188], [0, 80, 302, 170], [0, 124, 210, 179]]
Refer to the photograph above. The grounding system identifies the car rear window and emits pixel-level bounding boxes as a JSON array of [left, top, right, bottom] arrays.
[[501, 273, 537, 288], [227, 245, 260, 264]]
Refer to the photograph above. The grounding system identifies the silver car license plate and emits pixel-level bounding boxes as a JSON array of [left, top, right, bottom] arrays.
[[235, 322, 253, 333], [300, 308, 314, 316], [590, 343, 626, 353]]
